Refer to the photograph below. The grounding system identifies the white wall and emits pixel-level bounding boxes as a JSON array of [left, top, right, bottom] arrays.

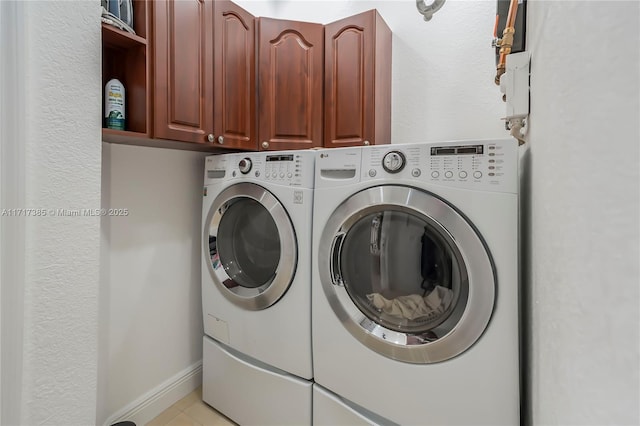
[[99, 144, 207, 424], [0, 1, 102, 424], [22, 2, 102, 423], [526, 1, 639, 424], [0, 2, 25, 422]]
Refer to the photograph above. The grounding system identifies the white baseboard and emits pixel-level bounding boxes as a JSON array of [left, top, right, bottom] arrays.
[[103, 360, 203, 426]]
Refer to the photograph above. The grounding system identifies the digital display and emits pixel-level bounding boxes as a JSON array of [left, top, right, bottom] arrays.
[[430, 145, 484, 156], [266, 155, 294, 162]]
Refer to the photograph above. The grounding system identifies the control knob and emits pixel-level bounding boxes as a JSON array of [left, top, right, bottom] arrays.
[[382, 151, 406, 173], [238, 158, 252, 174]]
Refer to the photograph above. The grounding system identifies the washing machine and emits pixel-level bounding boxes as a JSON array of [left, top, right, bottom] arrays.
[[202, 150, 313, 425], [312, 140, 520, 425]]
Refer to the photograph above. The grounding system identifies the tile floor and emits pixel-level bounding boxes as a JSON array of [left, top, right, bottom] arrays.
[[145, 387, 237, 426]]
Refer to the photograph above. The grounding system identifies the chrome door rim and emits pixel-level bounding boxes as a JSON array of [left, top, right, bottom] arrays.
[[204, 183, 297, 310], [318, 185, 495, 363]]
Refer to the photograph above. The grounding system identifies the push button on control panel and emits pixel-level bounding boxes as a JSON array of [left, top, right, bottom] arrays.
[[459, 171, 468, 179], [473, 171, 483, 179], [444, 171, 453, 179], [431, 171, 440, 178]]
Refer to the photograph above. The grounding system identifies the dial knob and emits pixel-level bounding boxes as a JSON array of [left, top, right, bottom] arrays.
[[382, 151, 406, 173], [238, 158, 252, 174]]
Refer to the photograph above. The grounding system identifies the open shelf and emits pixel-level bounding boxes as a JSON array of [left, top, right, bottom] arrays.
[[102, 0, 151, 138], [102, 44, 149, 135], [102, 128, 148, 140], [102, 23, 147, 49]]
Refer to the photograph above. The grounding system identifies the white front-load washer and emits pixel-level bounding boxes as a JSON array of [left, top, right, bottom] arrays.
[[312, 140, 520, 425], [202, 150, 314, 425]]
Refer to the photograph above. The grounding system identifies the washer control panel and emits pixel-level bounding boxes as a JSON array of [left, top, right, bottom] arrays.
[[263, 154, 298, 182], [362, 139, 518, 193], [205, 151, 314, 188]]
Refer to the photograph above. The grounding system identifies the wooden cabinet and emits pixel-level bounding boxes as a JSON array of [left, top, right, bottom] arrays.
[[153, 0, 214, 144], [153, 0, 256, 149], [213, 1, 256, 150], [104, 1, 391, 151], [102, 0, 152, 141], [324, 10, 392, 147], [257, 18, 324, 151]]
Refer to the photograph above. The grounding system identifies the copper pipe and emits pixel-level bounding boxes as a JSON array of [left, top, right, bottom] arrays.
[[495, 0, 519, 84]]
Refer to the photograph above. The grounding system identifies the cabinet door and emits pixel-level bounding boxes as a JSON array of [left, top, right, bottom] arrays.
[[257, 18, 324, 151], [153, 0, 214, 143], [213, 1, 256, 150], [325, 10, 391, 148]]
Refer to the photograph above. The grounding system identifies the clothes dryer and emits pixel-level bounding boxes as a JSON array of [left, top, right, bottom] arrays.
[[202, 150, 314, 425], [312, 140, 520, 425]]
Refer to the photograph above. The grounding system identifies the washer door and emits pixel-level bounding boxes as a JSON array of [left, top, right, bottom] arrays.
[[205, 183, 297, 310], [318, 185, 495, 363]]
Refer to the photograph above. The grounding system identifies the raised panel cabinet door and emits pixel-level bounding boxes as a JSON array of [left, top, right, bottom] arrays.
[[153, 0, 214, 143], [325, 10, 391, 147], [213, 1, 256, 150], [257, 18, 324, 151]]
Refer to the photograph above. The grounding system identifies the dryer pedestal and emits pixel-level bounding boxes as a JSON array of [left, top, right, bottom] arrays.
[[202, 336, 312, 426], [313, 384, 396, 426]]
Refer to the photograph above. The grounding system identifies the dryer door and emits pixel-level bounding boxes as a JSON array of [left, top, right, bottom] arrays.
[[205, 183, 297, 310], [318, 185, 495, 363]]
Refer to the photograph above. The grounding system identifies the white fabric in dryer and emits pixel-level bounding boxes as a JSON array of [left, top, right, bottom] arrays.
[[367, 286, 453, 321]]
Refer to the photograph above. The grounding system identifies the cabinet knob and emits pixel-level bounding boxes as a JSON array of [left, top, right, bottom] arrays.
[[207, 134, 214, 143], [363, 140, 370, 146], [218, 136, 224, 145], [261, 141, 269, 149]]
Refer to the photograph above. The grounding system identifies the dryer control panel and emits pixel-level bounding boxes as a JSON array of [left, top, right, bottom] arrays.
[[361, 139, 518, 194], [204, 150, 315, 188]]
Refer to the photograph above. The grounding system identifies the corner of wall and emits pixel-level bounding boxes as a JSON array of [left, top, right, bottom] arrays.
[[0, 1, 27, 423]]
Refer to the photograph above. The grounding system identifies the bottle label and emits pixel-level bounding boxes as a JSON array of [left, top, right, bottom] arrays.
[[105, 80, 125, 130], [106, 113, 125, 130]]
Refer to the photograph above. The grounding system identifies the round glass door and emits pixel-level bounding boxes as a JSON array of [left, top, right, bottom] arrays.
[[205, 183, 297, 310], [318, 185, 495, 363]]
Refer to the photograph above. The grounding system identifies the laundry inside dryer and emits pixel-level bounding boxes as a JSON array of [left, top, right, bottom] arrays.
[[337, 209, 466, 336]]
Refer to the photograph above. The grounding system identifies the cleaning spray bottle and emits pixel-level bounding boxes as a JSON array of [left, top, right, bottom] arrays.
[[104, 78, 125, 130]]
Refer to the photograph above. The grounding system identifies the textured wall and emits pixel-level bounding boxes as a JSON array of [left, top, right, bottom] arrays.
[[20, 1, 102, 424], [99, 144, 207, 424], [526, 1, 640, 424]]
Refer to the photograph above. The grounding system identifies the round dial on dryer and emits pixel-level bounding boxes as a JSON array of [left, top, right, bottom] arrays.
[[382, 151, 406, 173], [238, 158, 252, 174]]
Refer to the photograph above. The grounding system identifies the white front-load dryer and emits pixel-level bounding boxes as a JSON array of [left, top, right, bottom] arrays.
[[202, 150, 314, 425], [312, 140, 520, 425]]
